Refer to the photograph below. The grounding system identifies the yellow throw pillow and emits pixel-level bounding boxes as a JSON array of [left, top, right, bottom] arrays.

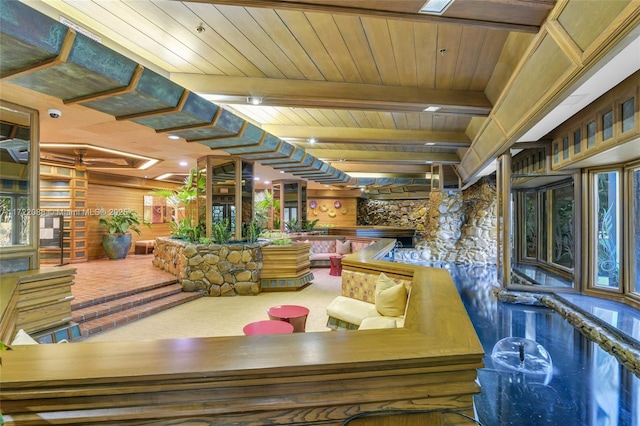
[[375, 273, 407, 317]]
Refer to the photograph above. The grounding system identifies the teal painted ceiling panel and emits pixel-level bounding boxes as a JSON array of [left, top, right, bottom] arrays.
[[393, 178, 412, 185], [1, 0, 66, 76], [81, 69, 184, 116], [240, 140, 294, 160], [292, 162, 330, 175], [9, 33, 138, 100], [163, 106, 242, 139], [355, 177, 376, 186], [260, 147, 305, 165], [273, 154, 316, 169], [198, 122, 264, 149], [226, 134, 281, 155], [374, 178, 395, 186], [131, 92, 219, 131], [68, 34, 138, 87]]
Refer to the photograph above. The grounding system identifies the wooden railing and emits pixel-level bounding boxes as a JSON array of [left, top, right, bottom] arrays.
[[0, 239, 484, 425]]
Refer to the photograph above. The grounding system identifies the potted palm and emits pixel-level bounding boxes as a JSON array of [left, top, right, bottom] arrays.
[[99, 208, 150, 259]]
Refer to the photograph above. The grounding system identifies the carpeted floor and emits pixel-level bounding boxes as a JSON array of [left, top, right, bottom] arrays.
[[83, 268, 341, 342]]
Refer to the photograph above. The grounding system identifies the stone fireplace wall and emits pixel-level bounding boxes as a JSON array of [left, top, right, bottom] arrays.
[[153, 238, 264, 296], [360, 177, 497, 264]]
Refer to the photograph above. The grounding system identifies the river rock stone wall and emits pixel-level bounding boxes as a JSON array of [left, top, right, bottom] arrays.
[[421, 176, 498, 264], [153, 237, 264, 296], [357, 199, 428, 237], [367, 176, 498, 265]]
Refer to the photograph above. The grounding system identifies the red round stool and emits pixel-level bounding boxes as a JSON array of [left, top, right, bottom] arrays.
[[243, 320, 294, 335], [267, 305, 310, 332]]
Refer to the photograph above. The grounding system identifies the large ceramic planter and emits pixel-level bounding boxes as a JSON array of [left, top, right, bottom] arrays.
[[103, 233, 132, 260]]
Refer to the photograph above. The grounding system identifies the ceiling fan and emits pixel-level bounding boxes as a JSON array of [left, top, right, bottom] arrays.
[[40, 148, 131, 170]]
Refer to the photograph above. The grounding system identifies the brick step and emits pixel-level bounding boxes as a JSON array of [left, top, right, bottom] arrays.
[[71, 278, 179, 311], [79, 292, 202, 338], [72, 283, 185, 323]]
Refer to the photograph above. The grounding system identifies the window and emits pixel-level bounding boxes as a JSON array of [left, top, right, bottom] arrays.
[[594, 171, 620, 289], [621, 98, 635, 133], [602, 110, 614, 141], [549, 184, 574, 269], [574, 128, 581, 154], [587, 121, 596, 148], [562, 136, 569, 159], [524, 192, 537, 258], [632, 167, 640, 294]]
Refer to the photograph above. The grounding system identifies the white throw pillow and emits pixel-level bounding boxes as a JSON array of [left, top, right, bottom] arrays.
[[375, 273, 407, 317]]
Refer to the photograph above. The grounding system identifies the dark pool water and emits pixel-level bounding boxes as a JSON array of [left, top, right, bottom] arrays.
[[399, 261, 640, 426]]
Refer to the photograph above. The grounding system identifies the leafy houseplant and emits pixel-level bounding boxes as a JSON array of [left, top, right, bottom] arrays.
[[212, 219, 233, 244], [99, 208, 150, 260]]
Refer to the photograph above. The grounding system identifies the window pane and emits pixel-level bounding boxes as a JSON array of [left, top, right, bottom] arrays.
[[573, 129, 581, 154], [587, 121, 596, 148], [525, 192, 537, 258], [551, 184, 574, 268], [622, 98, 635, 133], [595, 171, 620, 288], [603, 110, 614, 140], [633, 167, 640, 294]]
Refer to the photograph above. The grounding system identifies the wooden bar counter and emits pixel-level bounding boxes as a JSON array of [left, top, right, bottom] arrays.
[[0, 240, 484, 425]]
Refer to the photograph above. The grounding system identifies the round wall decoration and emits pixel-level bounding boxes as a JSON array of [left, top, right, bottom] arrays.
[[334, 200, 342, 208], [328, 209, 337, 217], [341, 207, 348, 215], [309, 201, 317, 209], [320, 204, 328, 212]]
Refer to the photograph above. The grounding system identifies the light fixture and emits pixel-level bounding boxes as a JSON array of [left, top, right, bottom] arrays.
[[425, 142, 436, 146], [247, 96, 262, 105], [423, 106, 441, 112], [420, 0, 454, 15], [254, 177, 260, 181], [308, 137, 317, 144], [264, 180, 270, 185], [179, 161, 188, 166], [196, 23, 205, 33], [280, 170, 285, 174], [168, 134, 180, 140]]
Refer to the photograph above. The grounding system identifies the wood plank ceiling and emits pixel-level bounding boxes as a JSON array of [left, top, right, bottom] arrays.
[[4, 0, 555, 190]]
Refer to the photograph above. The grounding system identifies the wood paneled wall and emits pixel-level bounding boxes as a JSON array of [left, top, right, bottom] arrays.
[[306, 197, 357, 228], [87, 183, 171, 260]]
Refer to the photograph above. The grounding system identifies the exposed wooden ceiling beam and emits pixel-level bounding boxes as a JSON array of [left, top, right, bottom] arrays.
[[170, 74, 492, 116], [174, 0, 541, 33], [306, 149, 459, 164], [265, 126, 471, 147]]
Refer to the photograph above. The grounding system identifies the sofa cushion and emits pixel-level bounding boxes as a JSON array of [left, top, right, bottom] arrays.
[[310, 252, 341, 261], [375, 273, 408, 317], [12, 329, 39, 345], [326, 296, 380, 326], [336, 239, 351, 254], [359, 316, 397, 330]]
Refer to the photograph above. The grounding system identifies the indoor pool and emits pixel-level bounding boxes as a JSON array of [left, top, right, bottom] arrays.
[[396, 260, 640, 426]]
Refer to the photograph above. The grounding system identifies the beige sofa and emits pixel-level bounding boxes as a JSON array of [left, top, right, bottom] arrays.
[[326, 269, 411, 330], [293, 236, 377, 267]]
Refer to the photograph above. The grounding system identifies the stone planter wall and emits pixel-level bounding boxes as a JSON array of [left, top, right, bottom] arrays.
[[153, 237, 265, 296]]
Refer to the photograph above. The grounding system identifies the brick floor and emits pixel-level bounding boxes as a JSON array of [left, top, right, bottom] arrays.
[[52, 254, 202, 339]]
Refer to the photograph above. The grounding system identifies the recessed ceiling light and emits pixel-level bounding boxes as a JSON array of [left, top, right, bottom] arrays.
[[280, 170, 285, 174], [247, 96, 262, 105], [423, 106, 441, 112], [425, 142, 436, 146], [420, 0, 454, 15], [264, 180, 270, 185], [308, 137, 317, 144], [254, 177, 260, 181], [179, 161, 188, 166], [168, 135, 180, 140]]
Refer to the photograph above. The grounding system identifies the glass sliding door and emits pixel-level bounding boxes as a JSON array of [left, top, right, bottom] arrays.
[[594, 171, 621, 290]]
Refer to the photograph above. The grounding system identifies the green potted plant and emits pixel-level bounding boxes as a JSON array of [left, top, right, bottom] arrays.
[[99, 208, 150, 259]]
